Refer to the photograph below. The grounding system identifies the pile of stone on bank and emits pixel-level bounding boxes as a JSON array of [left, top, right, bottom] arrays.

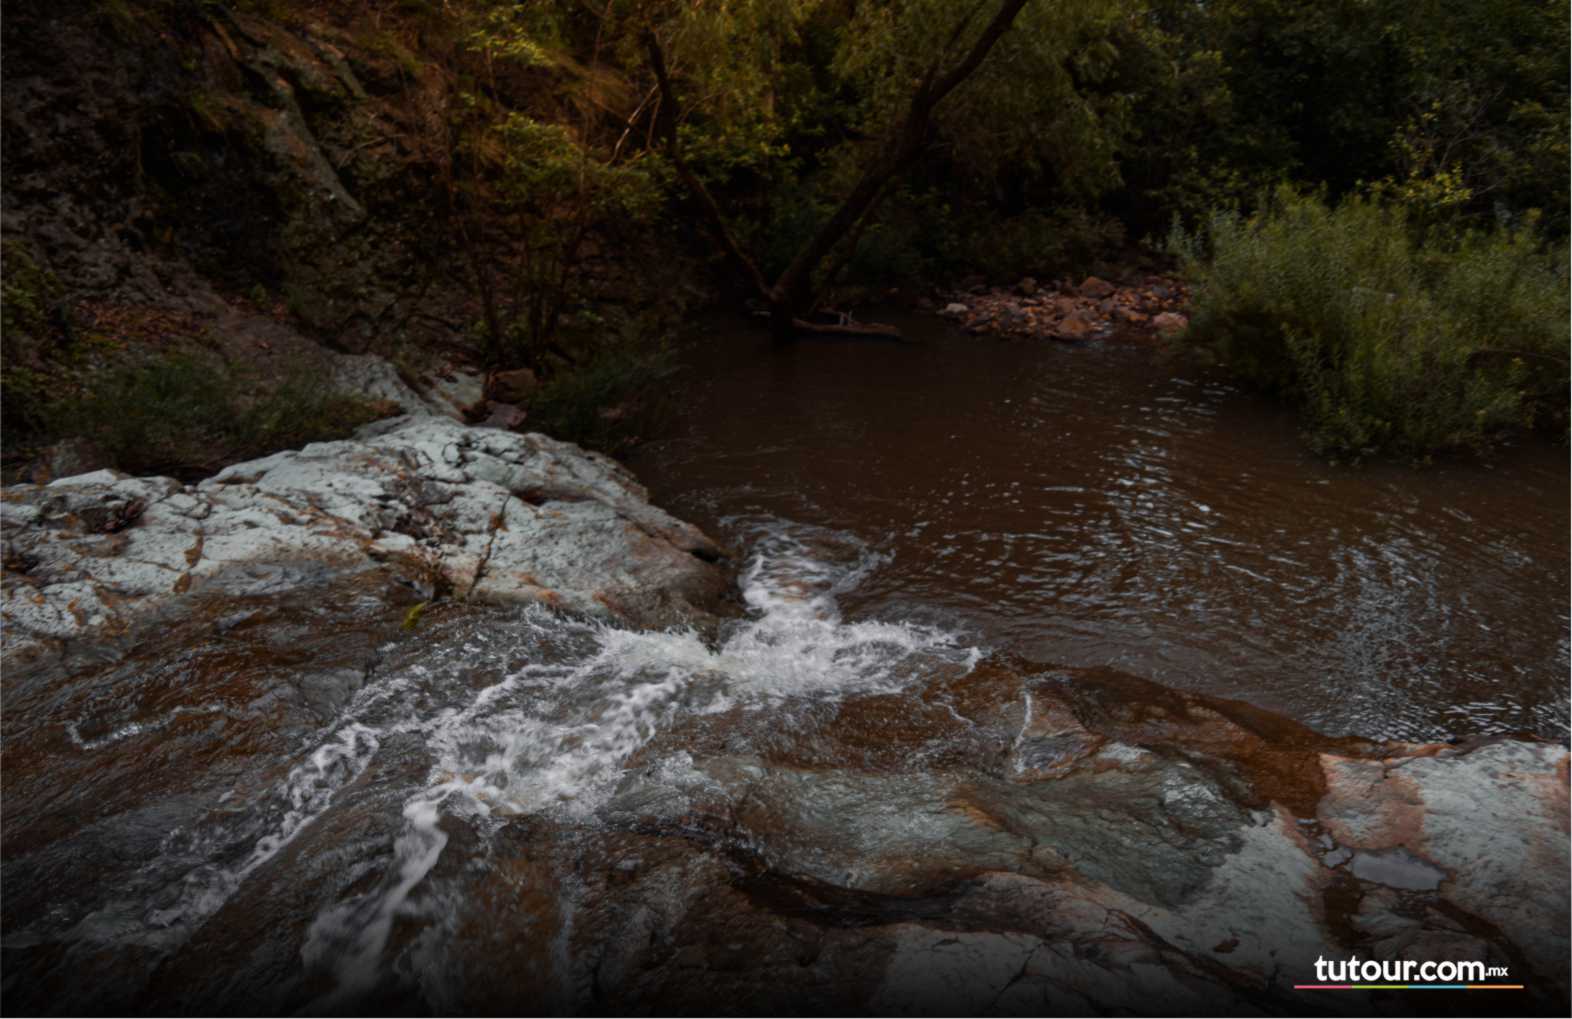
[[930, 273, 1192, 342]]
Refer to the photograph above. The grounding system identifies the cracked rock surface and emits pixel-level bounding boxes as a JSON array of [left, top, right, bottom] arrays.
[[1, 416, 727, 665]]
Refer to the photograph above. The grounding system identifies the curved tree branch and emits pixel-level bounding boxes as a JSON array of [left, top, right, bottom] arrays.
[[772, 0, 1033, 323], [647, 0, 1034, 339], [644, 27, 772, 304]]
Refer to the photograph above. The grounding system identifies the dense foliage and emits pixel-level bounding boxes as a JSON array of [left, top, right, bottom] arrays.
[[614, 0, 1568, 272], [1170, 189, 1569, 458], [3, 0, 1566, 465], [53, 351, 387, 480]]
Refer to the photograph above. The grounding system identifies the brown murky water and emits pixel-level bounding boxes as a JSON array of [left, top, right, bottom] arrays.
[[631, 311, 1570, 742]]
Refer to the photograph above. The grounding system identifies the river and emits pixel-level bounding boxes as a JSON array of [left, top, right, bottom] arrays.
[[2, 312, 1566, 1014], [632, 312, 1570, 743]]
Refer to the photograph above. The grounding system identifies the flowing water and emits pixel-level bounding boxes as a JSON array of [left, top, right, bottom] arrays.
[[631, 313, 1570, 743], [289, 522, 982, 1011], [2, 312, 1567, 1012], [2, 522, 988, 1011]]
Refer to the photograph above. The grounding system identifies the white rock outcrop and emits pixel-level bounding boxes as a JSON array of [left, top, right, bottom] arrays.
[[1, 417, 727, 663]]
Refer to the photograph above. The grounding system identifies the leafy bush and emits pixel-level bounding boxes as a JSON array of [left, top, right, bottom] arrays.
[[1170, 188, 1569, 458], [1, 242, 66, 435], [525, 340, 680, 457], [51, 352, 387, 480], [478, 112, 666, 367], [954, 205, 1126, 282]]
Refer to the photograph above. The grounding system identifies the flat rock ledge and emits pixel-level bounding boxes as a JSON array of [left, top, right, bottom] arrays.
[[572, 665, 1572, 1015], [0, 416, 728, 665]]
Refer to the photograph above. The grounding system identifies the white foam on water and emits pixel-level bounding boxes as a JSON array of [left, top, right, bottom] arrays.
[[68, 722, 386, 952], [265, 519, 976, 1006], [300, 797, 451, 1011]]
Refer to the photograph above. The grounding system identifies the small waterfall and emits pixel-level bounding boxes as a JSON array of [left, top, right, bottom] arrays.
[[283, 517, 981, 1006]]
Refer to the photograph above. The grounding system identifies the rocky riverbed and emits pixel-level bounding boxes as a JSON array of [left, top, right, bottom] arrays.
[[1, 442, 1567, 1014], [2, 344, 1568, 1015], [1, 619, 1566, 1014]]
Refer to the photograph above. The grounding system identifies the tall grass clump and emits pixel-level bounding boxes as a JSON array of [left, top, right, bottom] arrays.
[[1169, 188, 1570, 458]]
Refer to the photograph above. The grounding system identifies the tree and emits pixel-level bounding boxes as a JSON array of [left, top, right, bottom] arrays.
[[643, 0, 1034, 338], [441, 0, 668, 371]]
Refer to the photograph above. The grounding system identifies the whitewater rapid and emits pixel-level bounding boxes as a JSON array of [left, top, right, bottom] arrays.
[[65, 518, 978, 1006]]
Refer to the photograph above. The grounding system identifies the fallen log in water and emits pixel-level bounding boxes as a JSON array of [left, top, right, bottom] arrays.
[[791, 317, 905, 339]]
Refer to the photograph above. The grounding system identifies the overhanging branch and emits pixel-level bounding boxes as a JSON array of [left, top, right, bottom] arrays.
[[644, 28, 773, 304]]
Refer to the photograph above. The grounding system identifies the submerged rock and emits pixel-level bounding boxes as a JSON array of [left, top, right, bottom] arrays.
[[0, 417, 728, 665]]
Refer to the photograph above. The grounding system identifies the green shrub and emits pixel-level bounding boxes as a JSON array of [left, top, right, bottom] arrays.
[[526, 341, 679, 457], [1170, 188, 1569, 458], [954, 205, 1126, 282], [1, 242, 66, 435], [51, 352, 387, 480]]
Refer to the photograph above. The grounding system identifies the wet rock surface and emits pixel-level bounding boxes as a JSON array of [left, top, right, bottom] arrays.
[[0, 415, 728, 668], [590, 664, 1568, 1015], [1, 589, 1564, 1015]]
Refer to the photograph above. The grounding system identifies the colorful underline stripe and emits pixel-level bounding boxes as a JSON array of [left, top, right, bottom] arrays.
[[1294, 984, 1524, 990]]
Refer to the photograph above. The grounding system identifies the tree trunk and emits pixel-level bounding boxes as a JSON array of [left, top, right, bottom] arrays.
[[644, 0, 1033, 338]]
